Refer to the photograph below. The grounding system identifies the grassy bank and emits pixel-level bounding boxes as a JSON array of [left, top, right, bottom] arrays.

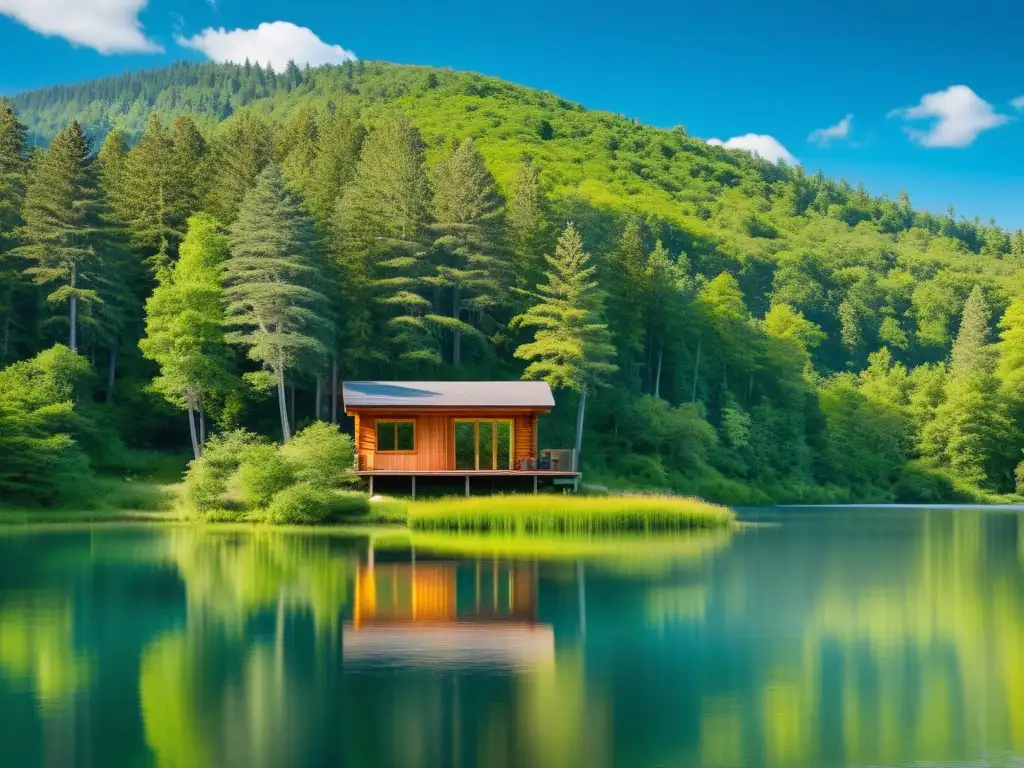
[[406, 494, 735, 533]]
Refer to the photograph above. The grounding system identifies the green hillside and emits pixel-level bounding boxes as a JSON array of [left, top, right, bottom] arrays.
[[3, 59, 1024, 507]]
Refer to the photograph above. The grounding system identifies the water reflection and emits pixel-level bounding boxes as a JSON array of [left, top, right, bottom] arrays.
[[0, 509, 1021, 767]]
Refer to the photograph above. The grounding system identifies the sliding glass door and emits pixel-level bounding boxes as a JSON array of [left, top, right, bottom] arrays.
[[453, 419, 514, 470]]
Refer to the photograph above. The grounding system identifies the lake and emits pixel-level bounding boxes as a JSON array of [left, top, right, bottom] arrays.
[[0, 506, 1022, 767]]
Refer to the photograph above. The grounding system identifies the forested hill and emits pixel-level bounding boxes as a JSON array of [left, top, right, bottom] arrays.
[[3, 59, 1024, 507]]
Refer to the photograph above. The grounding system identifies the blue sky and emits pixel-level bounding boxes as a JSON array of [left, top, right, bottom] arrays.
[[3, 0, 1024, 227]]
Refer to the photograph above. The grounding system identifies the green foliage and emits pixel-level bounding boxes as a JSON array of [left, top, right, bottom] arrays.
[[0, 345, 95, 505], [278, 421, 356, 489], [183, 429, 260, 513], [267, 483, 369, 525], [237, 442, 295, 509]]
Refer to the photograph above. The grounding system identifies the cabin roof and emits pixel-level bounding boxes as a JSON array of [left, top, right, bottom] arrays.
[[342, 380, 555, 409]]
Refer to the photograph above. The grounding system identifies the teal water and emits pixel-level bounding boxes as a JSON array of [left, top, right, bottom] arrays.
[[0, 506, 1022, 767]]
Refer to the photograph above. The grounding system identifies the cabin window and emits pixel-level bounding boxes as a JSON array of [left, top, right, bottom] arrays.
[[376, 420, 415, 452], [453, 419, 514, 470]]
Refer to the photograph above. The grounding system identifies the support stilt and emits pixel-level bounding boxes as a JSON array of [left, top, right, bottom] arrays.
[[465, 475, 470, 497], [411, 476, 416, 500], [369, 475, 374, 497], [533, 475, 538, 495]]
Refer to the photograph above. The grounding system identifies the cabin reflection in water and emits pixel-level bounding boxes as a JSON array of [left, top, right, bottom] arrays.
[[344, 556, 554, 667]]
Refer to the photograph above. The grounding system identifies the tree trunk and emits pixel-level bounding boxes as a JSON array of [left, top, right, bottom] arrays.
[[573, 388, 587, 473], [276, 368, 292, 442], [452, 286, 461, 367], [105, 344, 117, 404], [315, 377, 322, 421], [331, 356, 338, 424], [68, 294, 77, 352], [691, 338, 701, 403], [1, 314, 9, 366], [654, 343, 663, 400], [199, 394, 206, 448], [289, 383, 296, 431], [185, 390, 201, 461]]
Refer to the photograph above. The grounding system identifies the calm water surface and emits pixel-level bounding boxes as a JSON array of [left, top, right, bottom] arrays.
[[1, 506, 1022, 767]]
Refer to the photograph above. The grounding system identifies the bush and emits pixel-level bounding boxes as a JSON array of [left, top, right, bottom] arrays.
[[332, 490, 371, 518], [183, 429, 260, 513], [267, 483, 337, 525], [893, 460, 957, 503], [238, 443, 294, 509], [279, 421, 357, 489]]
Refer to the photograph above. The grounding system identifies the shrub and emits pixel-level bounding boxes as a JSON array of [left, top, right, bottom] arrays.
[[893, 460, 956, 503], [267, 483, 337, 525], [279, 421, 357, 489], [183, 429, 260, 513], [237, 443, 294, 509], [332, 490, 371, 518]]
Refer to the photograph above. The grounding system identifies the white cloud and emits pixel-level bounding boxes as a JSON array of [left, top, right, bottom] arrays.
[[808, 114, 853, 147], [1011, 95, 1024, 111], [890, 85, 1009, 148], [706, 133, 797, 165], [175, 21, 357, 71], [0, 0, 161, 53]]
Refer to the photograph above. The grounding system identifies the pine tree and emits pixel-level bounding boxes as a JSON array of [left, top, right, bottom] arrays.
[[275, 109, 319, 194], [170, 115, 207, 216], [224, 166, 332, 441], [112, 115, 192, 268], [950, 285, 994, 376], [335, 114, 435, 367], [997, 299, 1024, 402], [512, 223, 617, 473], [305, 111, 364, 229], [16, 121, 101, 351], [505, 159, 547, 304], [426, 137, 506, 366], [204, 112, 273, 224], [140, 214, 234, 458], [643, 240, 691, 398], [0, 99, 30, 364], [604, 218, 647, 390]]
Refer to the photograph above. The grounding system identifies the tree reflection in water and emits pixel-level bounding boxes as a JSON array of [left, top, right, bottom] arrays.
[[0, 509, 1021, 767]]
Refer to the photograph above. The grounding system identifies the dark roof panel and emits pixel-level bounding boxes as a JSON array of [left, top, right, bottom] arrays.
[[342, 381, 555, 409]]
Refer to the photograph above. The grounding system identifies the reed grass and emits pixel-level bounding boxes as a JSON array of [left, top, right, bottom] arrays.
[[406, 493, 735, 533]]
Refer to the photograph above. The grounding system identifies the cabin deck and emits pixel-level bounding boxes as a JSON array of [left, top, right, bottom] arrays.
[[357, 469, 580, 497]]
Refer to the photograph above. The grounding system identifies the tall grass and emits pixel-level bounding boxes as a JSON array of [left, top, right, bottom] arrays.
[[407, 493, 735, 533]]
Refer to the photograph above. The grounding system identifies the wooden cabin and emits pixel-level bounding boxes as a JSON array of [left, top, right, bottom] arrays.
[[342, 380, 579, 496]]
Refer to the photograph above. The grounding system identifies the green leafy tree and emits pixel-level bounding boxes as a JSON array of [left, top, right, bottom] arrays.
[[426, 137, 506, 366], [139, 213, 235, 459], [605, 218, 648, 390], [224, 166, 332, 442], [643, 240, 692, 398], [16, 121, 101, 351], [512, 223, 617, 472], [305, 111, 364, 229]]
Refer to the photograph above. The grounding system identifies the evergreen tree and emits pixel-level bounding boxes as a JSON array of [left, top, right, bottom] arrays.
[[426, 137, 506, 366], [950, 285, 994, 376], [276, 109, 319, 195], [224, 166, 332, 441], [305, 111, 364, 229], [113, 115, 192, 267], [170, 116, 207, 216], [505, 159, 547, 304], [512, 223, 617, 472], [643, 240, 691, 398], [605, 218, 647, 390], [204, 112, 273, 224], [16, 121, 101, 351], [335, 114, 435, 367], [140, 214, 234, 458], [0, 99, 30, 364], [997, 299, 1024, 402]]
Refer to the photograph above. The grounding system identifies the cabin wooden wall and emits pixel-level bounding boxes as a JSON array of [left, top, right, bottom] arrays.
[[352, 410, 541, 471]]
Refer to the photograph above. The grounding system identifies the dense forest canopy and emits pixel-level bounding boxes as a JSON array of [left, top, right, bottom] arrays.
[[3, 58, 1024, 507]]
